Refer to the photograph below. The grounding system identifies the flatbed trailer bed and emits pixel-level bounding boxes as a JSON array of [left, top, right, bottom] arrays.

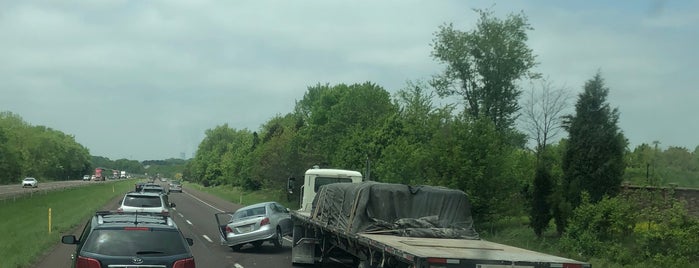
[[292, 211, 590, 268]]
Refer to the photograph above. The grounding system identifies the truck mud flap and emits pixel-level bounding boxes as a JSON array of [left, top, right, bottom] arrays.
[[214, 212, 236, 244]]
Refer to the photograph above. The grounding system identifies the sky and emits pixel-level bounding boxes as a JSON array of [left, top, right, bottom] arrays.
[[1, 0, 697, 161]]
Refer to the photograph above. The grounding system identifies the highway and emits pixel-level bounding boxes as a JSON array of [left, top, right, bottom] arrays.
[[33, 182, 307, 268], [0, 180, 101, 201]]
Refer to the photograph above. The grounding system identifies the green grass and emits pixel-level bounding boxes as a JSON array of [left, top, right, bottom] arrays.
[[185, 182, 296, 209], [0, 180, 135, 268]]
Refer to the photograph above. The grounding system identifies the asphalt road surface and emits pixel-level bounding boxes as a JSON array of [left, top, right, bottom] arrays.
[[32, 183, 313, 268]]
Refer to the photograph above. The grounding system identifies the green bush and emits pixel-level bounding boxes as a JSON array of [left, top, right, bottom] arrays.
[[561, 191, 699, 266]]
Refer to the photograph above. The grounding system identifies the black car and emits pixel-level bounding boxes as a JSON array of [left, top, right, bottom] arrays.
[[62, 211, 195, 268]]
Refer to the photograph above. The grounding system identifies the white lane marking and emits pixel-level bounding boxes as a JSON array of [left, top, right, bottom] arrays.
[[184, 190, 224, 212], [186, 220, 193, 225], [178, 212, 184, 218], [283, 237, 292, 242], [234, 263, 244, 268], [202, 235, 213, 243]]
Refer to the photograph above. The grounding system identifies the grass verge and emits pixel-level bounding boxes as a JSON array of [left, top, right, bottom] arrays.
[[0, 180, 135, 268], [184, 182, 296, 209]]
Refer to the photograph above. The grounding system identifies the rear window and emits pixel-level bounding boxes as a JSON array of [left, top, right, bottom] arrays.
[[123, 195, 162, 207], [314, 177, 352, 192], [82, 229, 188, 255], [232, 206, 267, 220], [142, 188, 163, 193]]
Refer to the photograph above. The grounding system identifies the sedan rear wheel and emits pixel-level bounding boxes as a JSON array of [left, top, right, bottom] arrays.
[[273, 227, 282, 249]]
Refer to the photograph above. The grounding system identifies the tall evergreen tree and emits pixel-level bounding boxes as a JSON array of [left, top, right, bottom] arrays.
[[530, 160, 554, 237], [560, 72, 627, 213]]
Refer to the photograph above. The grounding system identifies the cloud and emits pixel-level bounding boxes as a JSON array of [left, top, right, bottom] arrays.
[[1, 0, 697, 160]]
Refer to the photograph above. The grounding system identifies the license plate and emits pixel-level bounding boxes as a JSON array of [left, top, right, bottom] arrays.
[[238, 225, 253, 233]]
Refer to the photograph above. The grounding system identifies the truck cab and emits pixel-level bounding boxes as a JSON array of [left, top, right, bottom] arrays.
[[293, 167, 363, 213]]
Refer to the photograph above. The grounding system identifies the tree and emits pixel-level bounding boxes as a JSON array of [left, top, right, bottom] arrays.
[[530, 160, 554, 237], [521, 78, 571, 158], [560, 72, 627, 231], [431, 8, 538, 133], [294, 82, 396, 171], [521, 78, 571, 236]]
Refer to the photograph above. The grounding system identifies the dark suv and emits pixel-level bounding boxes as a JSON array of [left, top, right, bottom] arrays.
[[61, 211, 195, 268]]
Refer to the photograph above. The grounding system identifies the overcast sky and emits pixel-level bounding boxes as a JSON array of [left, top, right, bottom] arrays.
[[1, 1, 697, 161]]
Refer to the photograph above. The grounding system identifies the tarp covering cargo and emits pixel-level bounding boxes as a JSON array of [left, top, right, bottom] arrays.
[[311, 181, 480, 239]]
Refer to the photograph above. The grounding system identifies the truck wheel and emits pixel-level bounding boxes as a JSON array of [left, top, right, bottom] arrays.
[[273, 227, 283, 249]]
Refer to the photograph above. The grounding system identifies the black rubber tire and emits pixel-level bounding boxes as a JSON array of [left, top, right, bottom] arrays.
[[230, 244, 242, 251], [273, 227, 283, 249]]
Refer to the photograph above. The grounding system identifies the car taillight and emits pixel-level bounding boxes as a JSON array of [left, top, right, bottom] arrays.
[[173, 257, 196, 268], [76, 256, 101, 268], [225, 225, 233, 234], [162, 209, 169, 216], [116, 207, 123, 213], [260, 217, 270, 226]]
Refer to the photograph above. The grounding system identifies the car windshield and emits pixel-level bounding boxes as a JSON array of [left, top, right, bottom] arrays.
[[123, 195, 162, 207], [82, 228, 187, 255], [232, 206, 267, 220]]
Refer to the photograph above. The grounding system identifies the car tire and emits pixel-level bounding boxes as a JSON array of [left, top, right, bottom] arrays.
[[230, 244, 242, 251], [273, 227, 282, 249]]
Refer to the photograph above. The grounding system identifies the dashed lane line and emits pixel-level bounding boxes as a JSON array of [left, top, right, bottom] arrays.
[[186, 219, 193, 225], [202, 235, 213, 243], [183, 190, 224, 212]]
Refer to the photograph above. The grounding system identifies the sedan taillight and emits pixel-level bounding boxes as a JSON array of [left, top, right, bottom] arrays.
[[225, 225, 233, 234], [76, 256, 101, 268], [260, 217, 270, 226], [173, 257, 196, 268]]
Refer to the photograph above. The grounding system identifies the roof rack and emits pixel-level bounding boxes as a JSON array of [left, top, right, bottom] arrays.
[[94, 211, 174, 226]]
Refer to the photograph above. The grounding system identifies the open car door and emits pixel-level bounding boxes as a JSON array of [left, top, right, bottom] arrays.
[[215, 212, 235, 245]]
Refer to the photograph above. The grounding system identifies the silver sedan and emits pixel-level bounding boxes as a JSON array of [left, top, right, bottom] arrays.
[[215, 201, 292, 251]]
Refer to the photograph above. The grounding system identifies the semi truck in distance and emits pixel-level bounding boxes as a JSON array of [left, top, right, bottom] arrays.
[[93, 168, 105, 181], [288, 167, 591, 268]]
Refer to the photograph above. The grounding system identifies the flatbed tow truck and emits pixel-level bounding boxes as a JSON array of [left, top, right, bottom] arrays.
[[289, 168, 591, 268]]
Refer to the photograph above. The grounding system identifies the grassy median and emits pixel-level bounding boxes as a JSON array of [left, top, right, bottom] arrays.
[[0, 180, 135, 268]]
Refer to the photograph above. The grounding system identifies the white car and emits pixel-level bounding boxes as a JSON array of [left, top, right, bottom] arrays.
[[117, 192, 175, 216], [82, 175, 91, 181], [22, 177, 38, 188]]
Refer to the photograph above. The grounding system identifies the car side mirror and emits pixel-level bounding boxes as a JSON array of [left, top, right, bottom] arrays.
[[287, 177, 295, 194], [170, 203, 176, 208], [186, 238, 194, 246], [61, 235, 77, 244]]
